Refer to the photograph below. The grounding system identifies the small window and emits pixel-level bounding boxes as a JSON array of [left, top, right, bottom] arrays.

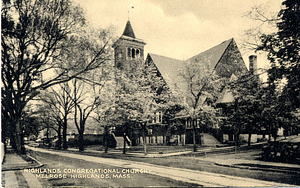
[[136, 49, 140, 58]]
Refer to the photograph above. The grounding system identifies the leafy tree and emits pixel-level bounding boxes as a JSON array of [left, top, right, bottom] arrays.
[[243, 0, 300, 139], [227, 72, 261, 146], [32, 103, 59, 144], [178, 57, 221, 151], [93, 74, 119, 153], [20, 105, 43, 139], [1, 0, 110, 153], [114, 62, 170, 155], [257, 0, 300, 112]]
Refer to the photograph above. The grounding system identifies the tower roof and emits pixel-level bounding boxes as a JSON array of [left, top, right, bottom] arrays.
[[122, 21, 136, 38]]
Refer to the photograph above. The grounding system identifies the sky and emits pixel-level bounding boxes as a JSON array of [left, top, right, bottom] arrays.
[[72, 0, 283, 70]]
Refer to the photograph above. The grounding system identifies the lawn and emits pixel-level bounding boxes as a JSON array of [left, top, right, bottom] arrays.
[[70, 146, 300, 186]]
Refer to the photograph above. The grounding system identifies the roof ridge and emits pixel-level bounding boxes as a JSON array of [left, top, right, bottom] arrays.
[[186, 38, 233, 62], [148, 53, 184, 62]]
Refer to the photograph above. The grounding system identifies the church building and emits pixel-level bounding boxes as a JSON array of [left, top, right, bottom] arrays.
[[113, 20, 256, 146]]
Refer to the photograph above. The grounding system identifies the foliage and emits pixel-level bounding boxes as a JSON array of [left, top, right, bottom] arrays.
[[1, 0, 113, 153], [20, 104, 46, 138], [257, 0, 300, 110], [241, 0, 300, 139], [114, 62, 170, 125], [227, 72, 262, 144], [178, 57, 222, 150], [112, 61, 171, 154], [178, 59, 221, 119]]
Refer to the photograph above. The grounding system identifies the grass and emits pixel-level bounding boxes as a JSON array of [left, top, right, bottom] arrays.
[[68, 146, 300, 186], [119, 151, 300, 185]]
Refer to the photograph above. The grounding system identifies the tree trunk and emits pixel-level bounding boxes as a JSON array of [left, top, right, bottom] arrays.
[[14, 119, 25, 154], [104, 127, 108, 153], [193, 125, 197, 152], [62, 117, 68, 150], [142, 123, 147, 155], [78, 130, 84, 151], [57, 124, 62, 150], [274, 133, 277, 142], [46, 125, 50, 148], [123, 133, 126, 154], [10, 125, 16, 150], [248, 133, 251, 146]]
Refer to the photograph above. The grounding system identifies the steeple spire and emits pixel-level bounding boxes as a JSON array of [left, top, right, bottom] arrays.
[[122, 20, 136, 38]]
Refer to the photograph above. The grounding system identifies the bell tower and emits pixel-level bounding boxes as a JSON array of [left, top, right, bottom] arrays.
[[112, 21, 146, 70]]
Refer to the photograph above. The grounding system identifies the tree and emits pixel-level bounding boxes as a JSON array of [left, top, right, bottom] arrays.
[[178, 57, 221, 151], [72, 79, 102, 151], [1, 0, 111, 153], [248, 0, 300, 138], [227, 72, 261, 146], [39, 82, 75, 149], [242, 4, 279, 52], [114, 62, 170, 155], [20, 105, 44, 139], [93, 75, 118, 153], [257, 0, 300, 111], [242, 0, 300, 140]]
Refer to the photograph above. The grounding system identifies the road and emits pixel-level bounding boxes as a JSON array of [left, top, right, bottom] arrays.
[[28, 147, 197, 187], [27, 146, 293, 187]]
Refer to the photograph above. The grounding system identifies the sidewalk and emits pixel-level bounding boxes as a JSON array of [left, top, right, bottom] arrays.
[[1, 146, 44, 188], [68, 147, 194, 157], [198, 157, 300, 174]]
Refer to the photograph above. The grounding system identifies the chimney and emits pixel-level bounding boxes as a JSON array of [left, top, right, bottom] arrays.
[[249, 55, 257, 74]]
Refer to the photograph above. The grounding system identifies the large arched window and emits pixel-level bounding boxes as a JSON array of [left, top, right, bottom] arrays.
[[131, 48, 135, 58]]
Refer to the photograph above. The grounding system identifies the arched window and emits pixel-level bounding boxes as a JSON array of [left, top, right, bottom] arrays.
[[132, 48, 135, 58], [136, 49, 140, 58]]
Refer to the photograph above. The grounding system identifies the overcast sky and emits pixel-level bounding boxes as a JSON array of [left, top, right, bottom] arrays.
[[72, 0, 283, 69]]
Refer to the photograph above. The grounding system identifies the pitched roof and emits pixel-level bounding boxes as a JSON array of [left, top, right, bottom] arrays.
[[147, 38, 236, 94], [122, 21, 136, 38], [185, 38, 233, 70], [216, 74, 237, 104], [147, 53, 187, 92], [112, 21, 145, 48]]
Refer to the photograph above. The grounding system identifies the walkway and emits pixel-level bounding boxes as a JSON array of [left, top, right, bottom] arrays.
[[27, 146, 294, 187], [1, 146, 44, 188]]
